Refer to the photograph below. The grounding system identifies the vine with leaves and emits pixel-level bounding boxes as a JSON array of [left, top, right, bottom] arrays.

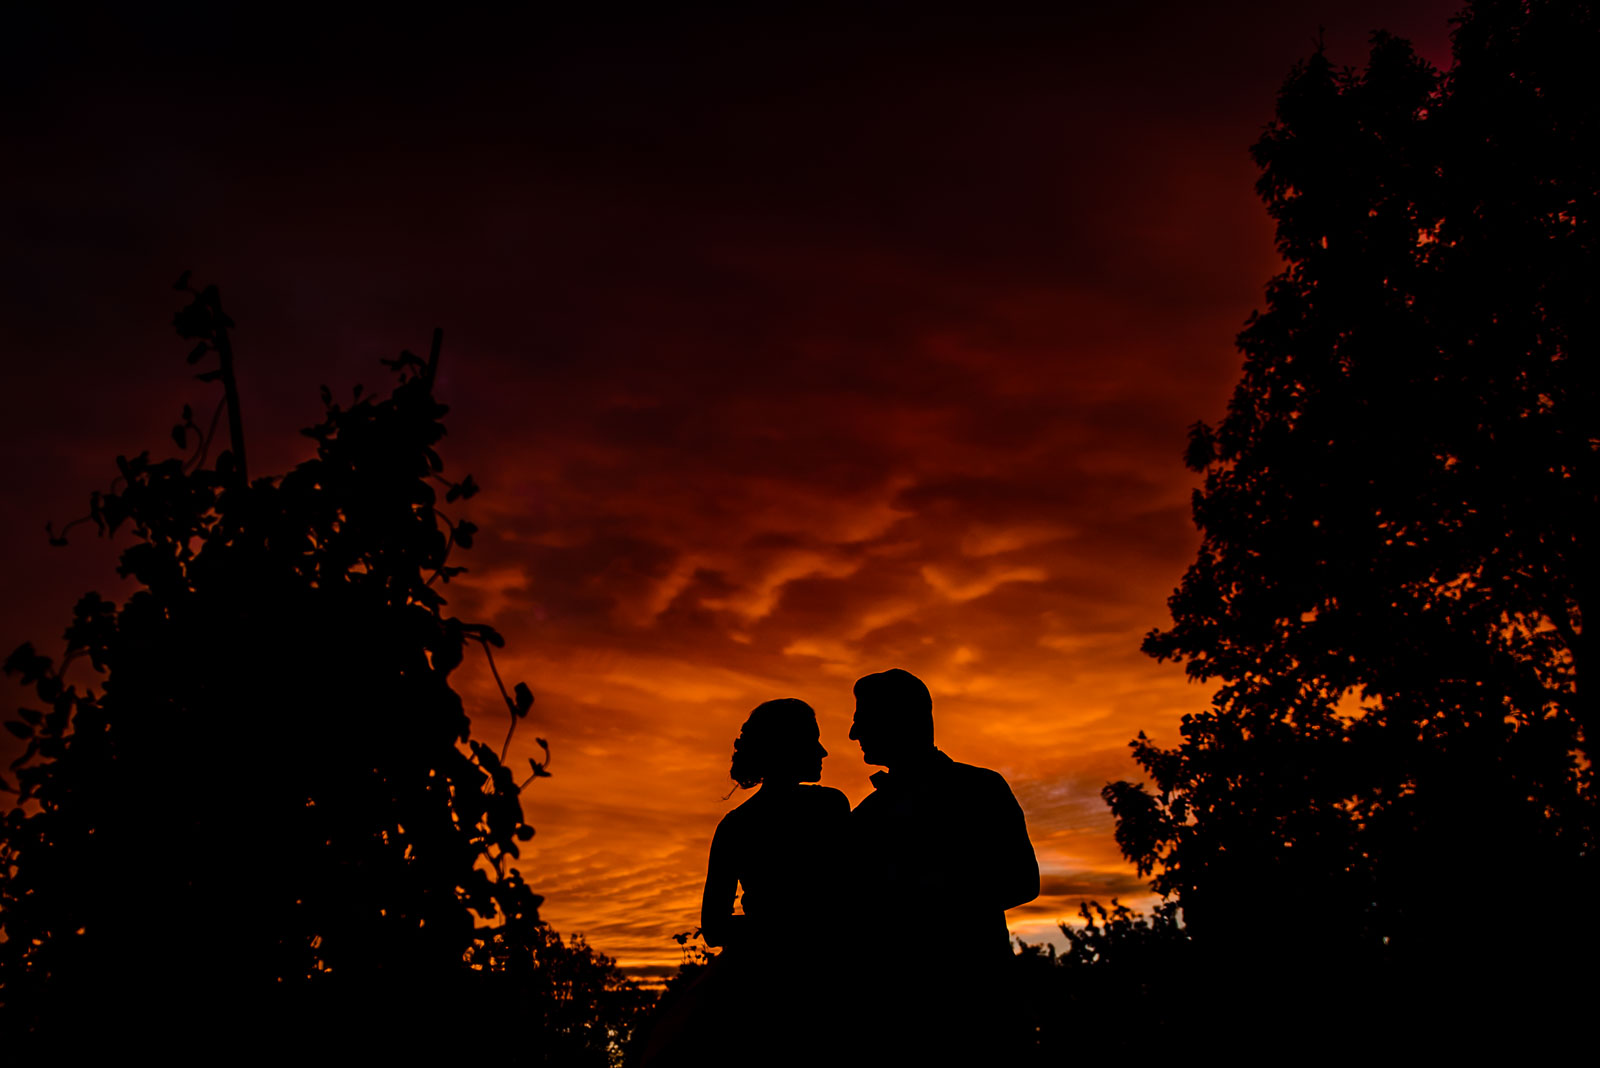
[[0, 279, 634, 1056]]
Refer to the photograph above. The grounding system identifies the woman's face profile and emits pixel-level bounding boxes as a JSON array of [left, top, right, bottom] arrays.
[[780, 720, 827, 784], [802, 726, 827, 783]]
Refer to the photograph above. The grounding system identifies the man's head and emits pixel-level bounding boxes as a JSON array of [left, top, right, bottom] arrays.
[[849, 668, 934, 767]]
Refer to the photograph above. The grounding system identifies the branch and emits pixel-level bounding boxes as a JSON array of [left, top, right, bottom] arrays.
[[185, 398, 228, 474], [205, 287, 248, 487], [471, 635, 521, 764], [424, 327, 443, 387], [425, 524, 457, 588]]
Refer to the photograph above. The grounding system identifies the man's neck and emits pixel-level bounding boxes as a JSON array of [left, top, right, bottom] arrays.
[[892, 745, 940, 767]]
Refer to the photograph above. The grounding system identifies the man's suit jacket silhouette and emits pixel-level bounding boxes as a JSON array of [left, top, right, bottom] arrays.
[[850, 747, 1039, 967]]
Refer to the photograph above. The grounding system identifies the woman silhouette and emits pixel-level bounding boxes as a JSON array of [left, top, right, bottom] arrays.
[[701, 698, 849, 955], [638, 698, 849, 1067]]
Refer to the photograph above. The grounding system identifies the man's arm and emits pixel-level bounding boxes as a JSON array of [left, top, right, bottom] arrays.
[[990, 775, 1040, 911]]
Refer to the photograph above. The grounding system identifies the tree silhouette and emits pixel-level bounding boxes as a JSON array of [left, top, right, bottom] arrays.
[[1107, 0, 1597, 1036], [0, 281, 643, 1057]]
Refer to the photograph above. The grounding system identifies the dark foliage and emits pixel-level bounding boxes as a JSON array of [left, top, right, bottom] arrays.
[[0, 282, 645, 1058], [642, 906, 1192, 1064], [1015, 900, 1189, 1059], [1107, 0, 1597, 1040], [625, 929, 714, 1055]]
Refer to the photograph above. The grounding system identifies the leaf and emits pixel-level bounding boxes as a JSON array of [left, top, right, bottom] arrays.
[[173, 269, 192, 291], [4, 644, 52, 685], [187, 342, 209, 364], [101, 495, 129, 535], [513, 682, 534, 718], [171, 424, 188, 449], [453, 520, 477, 549], [1184, 421, 1218, 472], [515, 826, 535, 841], [463, 624, 505, 648], [11, 737, 39, 769], [196, 369, 223, 383], [5, 721, 34, 739], [172, 299, 213, 339]]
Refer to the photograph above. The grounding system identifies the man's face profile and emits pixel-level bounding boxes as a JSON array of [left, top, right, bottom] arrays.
[[849, 700, 890, 766]]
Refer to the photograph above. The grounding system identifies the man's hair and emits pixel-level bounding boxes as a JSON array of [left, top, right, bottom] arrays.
[[853, 668, 934, 747]]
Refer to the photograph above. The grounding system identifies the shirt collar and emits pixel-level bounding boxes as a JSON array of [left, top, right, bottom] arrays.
[[868, 747, 951, 791]]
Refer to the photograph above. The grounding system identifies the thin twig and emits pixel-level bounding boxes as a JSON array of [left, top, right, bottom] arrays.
[[186, 398, 227, 474], [425, 327, 442, 386], [208, 288, 248, 487], [473, 636, 520, 764], [425, 511, 457, 588]]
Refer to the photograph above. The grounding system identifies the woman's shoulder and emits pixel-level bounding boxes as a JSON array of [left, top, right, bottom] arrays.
[[715, 794, 759, 833]]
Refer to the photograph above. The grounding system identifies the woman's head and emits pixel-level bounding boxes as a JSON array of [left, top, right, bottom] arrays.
[[728, 698, 827, 790]]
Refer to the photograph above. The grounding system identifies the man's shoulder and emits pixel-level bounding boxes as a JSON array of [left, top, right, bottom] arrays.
[[945, 758, 1006, 781], [940, 758, 1016, 797]]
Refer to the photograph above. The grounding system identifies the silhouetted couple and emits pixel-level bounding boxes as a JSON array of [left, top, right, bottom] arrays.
[[640, 668, 1039, 1066]]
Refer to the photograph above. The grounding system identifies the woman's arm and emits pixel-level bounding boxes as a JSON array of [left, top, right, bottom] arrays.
[[699, 818, 745, 948]]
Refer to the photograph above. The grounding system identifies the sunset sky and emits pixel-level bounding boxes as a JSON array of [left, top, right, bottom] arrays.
[[2, 2, 1461, 979]]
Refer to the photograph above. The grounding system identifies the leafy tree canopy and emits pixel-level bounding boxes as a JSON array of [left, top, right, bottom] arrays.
[[1107, 0, 1597, 993], [1, 282, 641, 1058]]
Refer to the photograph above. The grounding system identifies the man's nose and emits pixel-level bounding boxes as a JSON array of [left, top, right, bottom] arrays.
[[818, 743, 828, 758]]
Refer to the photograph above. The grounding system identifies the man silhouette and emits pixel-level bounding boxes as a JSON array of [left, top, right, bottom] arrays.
[[847, 668, 1038, 1058]]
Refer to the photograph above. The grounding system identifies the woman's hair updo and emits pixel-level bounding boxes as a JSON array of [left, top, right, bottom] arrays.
[[728, 698, 818, 791]]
